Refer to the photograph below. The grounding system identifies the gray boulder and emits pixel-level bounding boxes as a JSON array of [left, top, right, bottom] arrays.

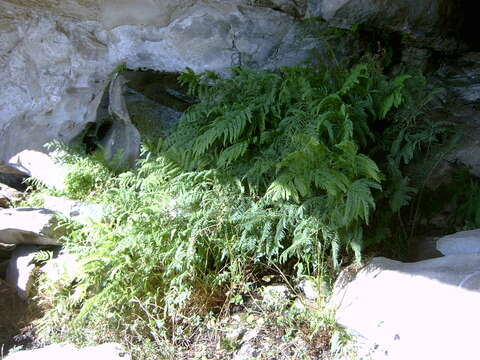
[[0, 208, 62, 246], [436, 229, 480, 256], [5, 245, 40, 298], [331, 256, 480, 360], [7, 150, 67, 190], [105, 2, 323, 73]]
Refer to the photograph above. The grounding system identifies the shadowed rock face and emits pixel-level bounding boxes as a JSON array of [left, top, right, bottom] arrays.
[[308, 0, 466, 52]]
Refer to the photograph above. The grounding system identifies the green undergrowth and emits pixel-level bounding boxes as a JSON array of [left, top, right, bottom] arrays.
[[33, 58, 455, 358]]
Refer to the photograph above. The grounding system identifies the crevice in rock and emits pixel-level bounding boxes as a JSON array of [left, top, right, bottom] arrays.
[[78, 69, 194, 160]]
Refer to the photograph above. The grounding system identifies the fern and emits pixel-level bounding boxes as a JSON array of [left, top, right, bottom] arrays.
[[37, 59, 447, 353]]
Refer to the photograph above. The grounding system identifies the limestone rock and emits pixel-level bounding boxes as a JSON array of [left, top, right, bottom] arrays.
[[262, 284, 292, 309], [6, 342, 130, 360], [0, 183, 23, 208], [0, 173, 28, 192], [0, 1, 109, 162], [254, 0, 307, 18], [436, 53, 480, 105], [0, 0, 328, 165], [5, 245, 40, 298], [43, 195, 104, 225], [7, 150, 67, 190], [102, 74, 141, 168], [1, 0, 99, 20], [308, 0, 464, 52], [123, 71, 190, 138], [436, 229, 480, 256], [297, 278, 328, 301], [0, 243, 16, 260], [106, 2, 323, 74], [41, 252, 81, 285], [427, 53, 480, 178], [0, 208, 62, 246], [332, 255, 480, 360]]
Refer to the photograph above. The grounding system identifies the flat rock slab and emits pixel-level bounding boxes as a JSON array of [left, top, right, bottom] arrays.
[[332, 255, 480, 360], [0, 208, 62, 246], [436, 229, 480, 256], [6, 342, 130, 360]]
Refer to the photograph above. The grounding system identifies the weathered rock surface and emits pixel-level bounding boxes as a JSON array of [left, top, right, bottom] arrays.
[[436, 53, 480, 106], [0, 173, 28, 192], [0, 183, 23, 208], [82, 74, 141, 168], [43, 195, 103, 225], [5, 245, 39, 298], [123, 70, 190, 138], [436, 229, 480, 256], [0, 0, 325, 164], [262, 284, 292, 309], [416, 52, 480, 180], [308, 0, 464, 52], [0, 0, 109, 162], [41, 252, 80, 285], [6, 151, 67, 190], [5, 342, 130, 360], [0, 208, 62, 246], [332, 256, 480, 360]]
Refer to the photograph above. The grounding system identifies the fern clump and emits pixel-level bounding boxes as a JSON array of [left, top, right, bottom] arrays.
[[168, 61, 439, 264], [37, 60, 449, 353]]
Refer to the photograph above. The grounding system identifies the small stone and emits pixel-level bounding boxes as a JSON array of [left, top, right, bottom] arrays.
[[225, 327, 247, 342], [233, 343, 257, 360], [298, 278, 321, 301], [242, 328, 261, 344], [261, 284, 292, 309]]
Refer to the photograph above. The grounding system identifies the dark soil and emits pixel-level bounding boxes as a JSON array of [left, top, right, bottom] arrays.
[[0, 279, 28, 356]]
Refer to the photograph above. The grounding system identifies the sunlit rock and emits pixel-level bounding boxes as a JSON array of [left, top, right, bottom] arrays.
[[331, 256, 480, 360], [0, 208, 63, 246]]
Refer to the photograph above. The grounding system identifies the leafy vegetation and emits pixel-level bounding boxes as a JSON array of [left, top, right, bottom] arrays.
[[32, 58, 453, 358]]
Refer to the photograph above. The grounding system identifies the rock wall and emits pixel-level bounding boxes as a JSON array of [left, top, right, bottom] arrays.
[[0, 0, 323, 163], [1, 0, 478, 166]]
